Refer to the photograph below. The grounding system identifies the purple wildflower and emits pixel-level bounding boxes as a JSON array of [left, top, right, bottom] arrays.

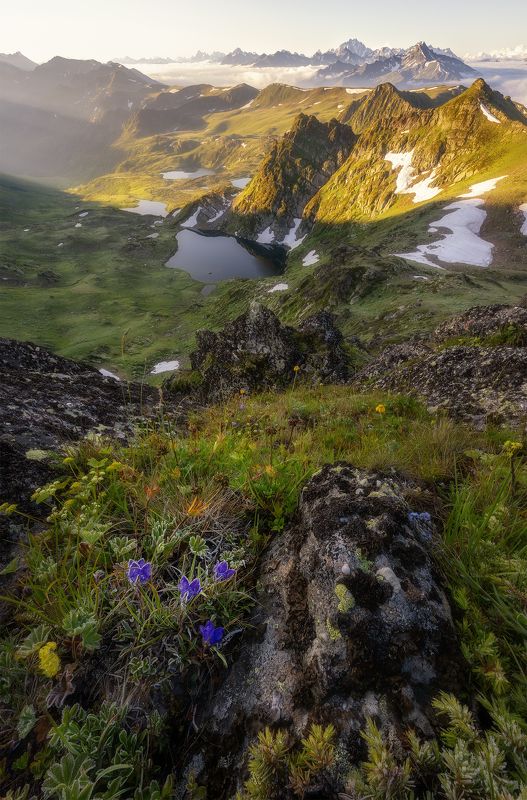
[[199, 620, 224, 646], [127, 558, 152, 585], [179, 575, 202, 602], [214, 561, 236, 582], [408, 511, 432, 525]]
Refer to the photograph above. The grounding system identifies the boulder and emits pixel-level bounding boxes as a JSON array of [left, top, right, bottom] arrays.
[[168, 302, 352, 402], [190, 464, 462, 797]]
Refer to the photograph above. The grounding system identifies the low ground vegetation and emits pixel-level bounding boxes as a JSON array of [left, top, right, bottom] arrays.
[[1, 383, 526, 797]]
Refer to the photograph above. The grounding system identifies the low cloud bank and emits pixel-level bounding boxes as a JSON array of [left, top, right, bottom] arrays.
[[134, 60, 321, 89], [132, 59, 527, 105]]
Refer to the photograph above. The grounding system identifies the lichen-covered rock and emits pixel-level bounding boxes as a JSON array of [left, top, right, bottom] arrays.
[[357, 344, 527, 424], [433, 304, 527, 344], [168, 302, 352, 402], [189, 464, 462, 797]]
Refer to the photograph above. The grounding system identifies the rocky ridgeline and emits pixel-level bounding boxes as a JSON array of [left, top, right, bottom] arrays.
[[186, 464, 462, 796], [2, 301, 524, 521]]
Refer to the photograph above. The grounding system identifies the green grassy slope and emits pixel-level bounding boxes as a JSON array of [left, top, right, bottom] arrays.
[[0, 175, 209, 376]]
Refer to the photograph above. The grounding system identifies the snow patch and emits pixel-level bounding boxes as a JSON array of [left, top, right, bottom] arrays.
[[147, 232, 159, 239], [79, 212, 89, 218], [256, 226, 275, 244], [409, 170, 442, 203], [75, 223, 82, 228], [281, 218, 306, 249], [232, 177, 251, 189], [459, 176, 507, 198], [385, 150, 416, 193], [150, 360, 180, 375], [396, 198, 493, 268], [181, 207, 202, 228], [99, 369, 121, 381], [268, 283, 289, 293], [479, 103, 501, 124], [385, 150, 441, 203], [303, 250, 319, 266]]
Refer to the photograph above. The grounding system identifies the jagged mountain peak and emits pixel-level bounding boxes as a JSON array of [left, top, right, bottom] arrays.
[[344, 81, 423, 131]]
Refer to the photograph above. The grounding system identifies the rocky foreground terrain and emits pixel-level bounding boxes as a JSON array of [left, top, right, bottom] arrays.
[[1, 302, 526, 798]]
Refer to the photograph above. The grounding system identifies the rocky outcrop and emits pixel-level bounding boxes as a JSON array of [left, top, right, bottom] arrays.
[[166, 303, 352, 402], [356, 304, 527, 424], [433, 303, 527, 344], [359, 345, 527, 423], [189, 464, 462, 797], [0, 338, 158, 567]]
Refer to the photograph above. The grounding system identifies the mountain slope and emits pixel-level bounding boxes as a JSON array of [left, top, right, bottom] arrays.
[[127, 83, 258, 136], [305, 79, 527, 225], [0, 56, 165, 182], [228, 113, 356, 239], [0, 51, 36, 71]]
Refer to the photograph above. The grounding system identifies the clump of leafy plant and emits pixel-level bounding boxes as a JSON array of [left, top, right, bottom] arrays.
[[236, 724, 336, 799], [346, 693, 527, 799]]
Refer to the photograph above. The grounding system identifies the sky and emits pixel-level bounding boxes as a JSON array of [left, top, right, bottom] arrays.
[[1, 0, 527, 63]]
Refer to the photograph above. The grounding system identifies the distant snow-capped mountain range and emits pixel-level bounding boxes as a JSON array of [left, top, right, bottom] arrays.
[[113, 39, 477, 87], [116, 38, 463, 68]]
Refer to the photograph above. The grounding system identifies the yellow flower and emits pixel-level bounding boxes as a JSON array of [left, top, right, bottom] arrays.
[[264, 464, 277, 477], [186, 497, 209, 517], [375, 404, 386, 415], [171, 467, 182, 480], [503, 440, 522, 457], [293, 365, 301, 373], [239, 388, 247, 396], [38, 642, 60, 678]]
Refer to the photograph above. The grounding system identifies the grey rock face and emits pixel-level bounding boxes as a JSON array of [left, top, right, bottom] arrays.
[[357, 344, 527, 424], [192, 464, 462, 797]]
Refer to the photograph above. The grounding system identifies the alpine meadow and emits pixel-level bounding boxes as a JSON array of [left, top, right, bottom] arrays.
[[1, 4, 527, 798]]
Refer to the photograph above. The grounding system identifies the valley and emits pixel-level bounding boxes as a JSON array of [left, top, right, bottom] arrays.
[[1, 54, 527, 380]]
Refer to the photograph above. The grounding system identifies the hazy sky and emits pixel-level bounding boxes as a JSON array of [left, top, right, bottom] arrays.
[[2, 0, 526, 63]]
